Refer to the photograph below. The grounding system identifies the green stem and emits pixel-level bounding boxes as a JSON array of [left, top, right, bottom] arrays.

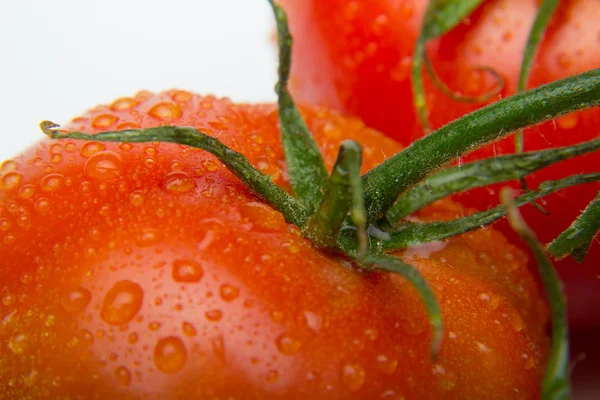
[[304, 140, 366, 251], [41, 122, 308, 227], [387, 137, 600, 225], [501, 189, 570, 400], [268, 0, 328, 213], [363, 69, 600, 223], [515, 0, 560, 153], [548, 190, 600, 262], [382, 173, 600, 251]]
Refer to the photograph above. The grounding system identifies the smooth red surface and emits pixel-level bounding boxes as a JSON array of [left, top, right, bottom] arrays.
[[0, 92, 547, 398], [280, 0, 600, 329]]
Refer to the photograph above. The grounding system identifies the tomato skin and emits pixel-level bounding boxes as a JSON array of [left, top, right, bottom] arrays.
[[0, 91, 548, 398], [280, 0, 600, 329]]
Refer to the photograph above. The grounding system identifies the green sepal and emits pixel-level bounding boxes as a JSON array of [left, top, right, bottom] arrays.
[[501, 189, 570, 400], [40, 122, 309, 227], [412, 0, 485, 132], [382, 173, 600, 251], [267, 0, 328, 213], [387, 137, 600, 225], [356, 253, 443, 359], [304, 140, 367, 252], [548, 190, 600, 262], [515, 0, 560, 153], [363, 69, 600, 223]]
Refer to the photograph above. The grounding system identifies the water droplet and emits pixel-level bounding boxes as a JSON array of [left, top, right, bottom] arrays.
[[114, 366, 131, 386], [341, 362, 366, 392], [84, 151, 123, 181], [205, 309, 223, 322], [18, 184, 35, 199], [364, 328, 378, 340], [100, 280, 144, 325], [163, 171, 196, 194], [475, 341, 491, 355], [432, 363, 458, 391], [219, 284, 239, 302], [376, 354, 398, 375], [80, 142, 107, 158], [129, 191, 145, 206], [40, 173, 64, 192], [211, 336, 226, 364], [127, 332, 138, 344], [2, 293, 14, 306], [9, 333, 29, 354], [276, 333, 302, 355], [171, 90, 192, 102], [303, 311, 322, 333], [136, 228, 163, 247], [182, 322, 197, 336], [0, 219, 10, 231], [148, 102, 182, 121], [154, 336, 187, 373], [0, 172, 22, 192], [0, 160, 18, 174], [557, 114, 579, 130], [266, 369, 279, 383], [380, 389, 405, 399], [61, 287, 91, 313], [505, 308, 525, 332], [149, 321, 162, 331], [172, 259, 204, 283], [110, 97, 138, 111], [33, 198, 50, 214], [92, 114, 119, 128]]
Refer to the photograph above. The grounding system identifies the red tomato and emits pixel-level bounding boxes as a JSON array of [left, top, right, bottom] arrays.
[[0, 92, 548, 398], [280, 0, 600, 329]]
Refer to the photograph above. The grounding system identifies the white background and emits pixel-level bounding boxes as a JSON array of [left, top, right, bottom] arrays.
[[0, 0, 277, 161]]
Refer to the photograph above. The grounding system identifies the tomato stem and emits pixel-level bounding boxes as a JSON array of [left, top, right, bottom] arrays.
[[382, 172, 600, 250], [363, 69, 600, 223], [386, 137, 600, 225], [548, 190, 600, 262], [501, 189, 571, 400], [268, 0, 328, 214], [41, 123, 310, 227]]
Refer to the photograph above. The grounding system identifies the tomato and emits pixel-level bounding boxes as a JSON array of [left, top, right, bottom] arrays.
[[279, 0, 600, 329], [0, 91, 548, 398]]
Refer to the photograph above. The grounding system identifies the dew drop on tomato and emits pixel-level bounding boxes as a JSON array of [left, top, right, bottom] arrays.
[[163, 171, 196, 194], [8, 333, 29, 354], [0, 160, 18, 174], [182, 322, 197, 337], [433, 363, 458, 392], [127, 332, 139, 345], [379, 389, 405, 399], [84, 151, 123, 181], [266, 369, 279, 383], [18, 184, 35, 199], [40, 173, 64, 193], [129, 191, 145, 206], [148, 102, 183, 121], [341, 362, 366, 392], [148, 321, 162, 331], [79, 142, 106, 158], [154, 336, 187, 373], [113, 365, 131, 387], [275, 333, 302, 355], [92, 114, 119, 129], [172, 259, 204, 283], [219, 284, 239, 302], [100, 280, 144, 325], [60, 287, 91, 314], [211, 336, 226, 365], [205, 309, 223, 322], [375, 354, 398, 375], [135, 228, 163, 247], [0, 172, 23, 192], [110, 97, 138, 111]]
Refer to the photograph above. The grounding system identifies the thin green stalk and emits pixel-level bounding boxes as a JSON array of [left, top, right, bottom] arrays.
[[267, 0, 328, 213], [548, 190, 600, 262], [382, 173, 600, 251], [387, 137, 600, 225], [501, 189, 570, 400], [40, 122, 308, 227], [515, 0, 560, 153]]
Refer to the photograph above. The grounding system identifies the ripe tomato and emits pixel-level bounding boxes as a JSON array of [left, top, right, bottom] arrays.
[[279, 0, 600, 329], [0, 92, 548, 398]]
